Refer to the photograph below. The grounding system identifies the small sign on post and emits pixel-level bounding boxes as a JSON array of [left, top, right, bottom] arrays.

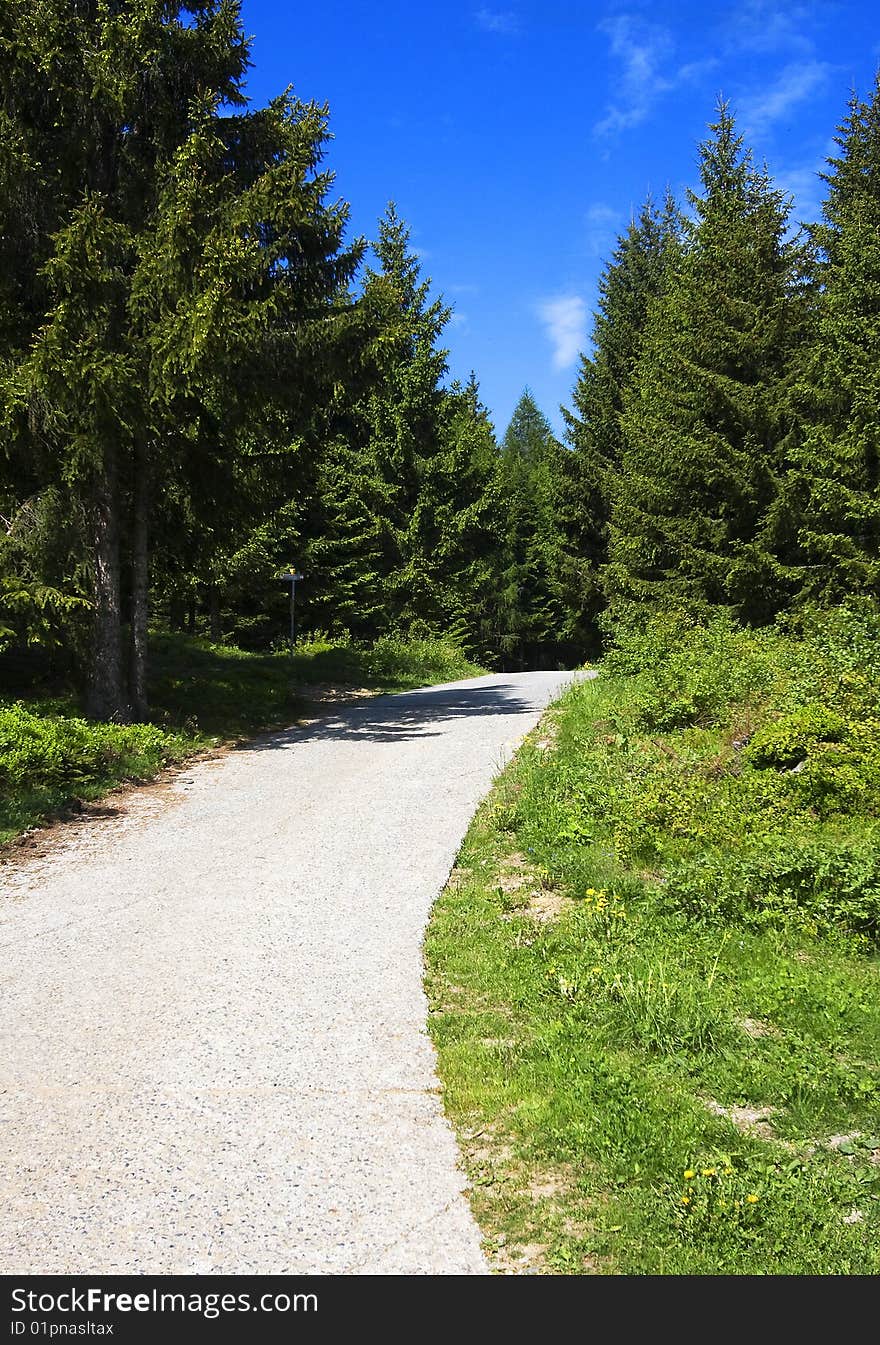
[[280, 569, 304, 652]]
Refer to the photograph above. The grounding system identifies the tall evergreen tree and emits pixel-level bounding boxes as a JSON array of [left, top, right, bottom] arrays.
[[604, 103, 812, 630], [359, 203, 451, 629], [562, 193, 683, 644], [785, 77, 880, 602], [418, 374, 505, 657], [0, 1, 250, 717], [496, 390, 572, 666], [0, 3, 360, 717]]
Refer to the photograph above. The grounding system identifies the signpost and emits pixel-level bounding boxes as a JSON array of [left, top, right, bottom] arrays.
[[280, 569, 303, 652]]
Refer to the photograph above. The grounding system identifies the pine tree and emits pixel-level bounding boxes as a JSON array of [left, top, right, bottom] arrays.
[[0, 0, 250, 717], [605, 103, 812, 631], [133, 89, 362, 664], [360, 203, 452, 630], [785, 77, 880, 602], [496, 390, 572, 666], [0, 3, 360, 717], [300, 430, 390, 640], [420, 374, 505, 658], [562, 193, 683, 644]]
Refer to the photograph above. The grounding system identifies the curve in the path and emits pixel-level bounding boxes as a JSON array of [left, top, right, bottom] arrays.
[[0, 670, 584, 1274]]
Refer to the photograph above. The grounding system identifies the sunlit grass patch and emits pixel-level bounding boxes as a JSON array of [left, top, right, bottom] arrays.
[[426, 609, 880, 1274]]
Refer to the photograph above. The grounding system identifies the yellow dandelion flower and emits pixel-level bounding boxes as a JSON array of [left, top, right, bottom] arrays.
[[681, 1196, 691, 1205], [746, 1193, 759, 1204], [701, 1168, 716, 1177], [684, 1169, 696, 1180]]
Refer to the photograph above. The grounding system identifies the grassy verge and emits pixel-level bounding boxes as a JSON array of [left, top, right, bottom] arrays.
[[0, 630, 484, 845], [425, 606, 880, 1274]]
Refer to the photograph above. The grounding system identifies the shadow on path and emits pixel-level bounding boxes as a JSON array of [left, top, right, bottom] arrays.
[[239, 680, 553, 751]]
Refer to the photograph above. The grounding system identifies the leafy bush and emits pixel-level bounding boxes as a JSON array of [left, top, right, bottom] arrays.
[[0, 701, 174, 794], [366, 635, 482, 686], [604, 612, 785, 731], [743, 705, 849, 769], [662, 837, 880, 940]]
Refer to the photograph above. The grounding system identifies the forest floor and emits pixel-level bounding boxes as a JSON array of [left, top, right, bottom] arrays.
[[0, 669, 580, 1274]]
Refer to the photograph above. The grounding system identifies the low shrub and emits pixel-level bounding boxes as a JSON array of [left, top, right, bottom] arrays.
[[0, 701, 175, 794], [662, 836, 880, 941], [743, 705, 849, 770], [366, 635, 483, 687]]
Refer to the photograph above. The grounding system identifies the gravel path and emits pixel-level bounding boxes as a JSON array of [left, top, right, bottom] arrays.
[[0, 670, 580, 1275]]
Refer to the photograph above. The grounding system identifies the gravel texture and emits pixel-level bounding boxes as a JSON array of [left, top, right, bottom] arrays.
[[0, 670, 581, 1275]]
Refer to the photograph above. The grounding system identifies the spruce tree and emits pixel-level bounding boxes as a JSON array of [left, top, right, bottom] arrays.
[[420, 375, 505, 658], [0, 3, 360, 717], [496, 390, 571, 666], [605, 103, 811, 630], [0, 0, 249, 717], [133, 90, 362, 667], [360, 204, 451, 631], [562, 193, 683, 644], [785, 77, 880, 602]]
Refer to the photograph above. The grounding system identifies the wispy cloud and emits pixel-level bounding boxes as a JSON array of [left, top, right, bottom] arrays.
[[537, 295, 587, 370], [594, 16, 716, 138], [474, 8, 519, 36], [585, 202, 622, 256], [594, 16, 673, 135], [776, 159, 828, 230], [741, 60, 834, 136], [726, 1, 816, 57]]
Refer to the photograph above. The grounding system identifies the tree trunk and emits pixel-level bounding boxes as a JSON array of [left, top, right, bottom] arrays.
[[187, 600, 196, 634], [129, 440, 150, 721], [209, 586, 221, 642], [85, 447, 127, 721]]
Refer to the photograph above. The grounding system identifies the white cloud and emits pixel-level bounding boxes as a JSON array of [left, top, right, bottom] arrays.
[[474, 8, 519, 35], [585, 202, 622, 256], [741, 60, 834, 136], [537, 295, 587, 370], [775, 159, 828, 230], [594, 16, 716, 139], [586, 203, 619, 225], [726, 1, 816, 57], [594, 16, 673, 135]]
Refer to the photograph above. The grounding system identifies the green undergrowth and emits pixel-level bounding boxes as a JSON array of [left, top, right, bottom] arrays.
[[425, 604, 880, 1274], [0, 630, 483, 845]]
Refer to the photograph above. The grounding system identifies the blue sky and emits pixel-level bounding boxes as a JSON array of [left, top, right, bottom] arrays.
[[239, 1, 880, 438]]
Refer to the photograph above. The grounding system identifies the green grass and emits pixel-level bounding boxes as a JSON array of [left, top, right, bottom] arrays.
[[425, 607, 880, 1274], [0, 629, 484, 845]]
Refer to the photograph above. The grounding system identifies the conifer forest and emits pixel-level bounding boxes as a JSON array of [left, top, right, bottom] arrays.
[[1, 2, 879, 721]]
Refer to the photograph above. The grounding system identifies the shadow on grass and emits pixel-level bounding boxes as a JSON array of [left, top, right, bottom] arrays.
[[148, 635, 332, 739]]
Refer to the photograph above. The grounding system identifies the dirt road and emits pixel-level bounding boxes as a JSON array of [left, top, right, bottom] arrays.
[[0, 671, 581, 1274]]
